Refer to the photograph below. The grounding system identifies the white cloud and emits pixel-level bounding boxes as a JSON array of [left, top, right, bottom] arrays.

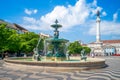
[[88, 21, 120, 35], [22, 16, 53, 31], [22, 0, 120, 37], [113, 12, 118, 22], [23, 0, 105, 31], [113, 9, 120, 22], [22, 0, 109, 33], [92, 0, 97, 7], [102, 11, 107, 16], [40, 0, 90, 31], [23, 0, 90, 31], [25, 9, 32, 15], [24, 8, 38, 15], [33, 9, 38, 14], [22, 17, 41, 30]]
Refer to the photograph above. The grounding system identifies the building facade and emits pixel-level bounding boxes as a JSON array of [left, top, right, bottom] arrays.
[[88, 40, 120, 56], [0, 19, 28, 33], [102, 40, 120, 55]]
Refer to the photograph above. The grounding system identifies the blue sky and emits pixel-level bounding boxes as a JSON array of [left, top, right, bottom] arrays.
[[0, 0, 120, 43]]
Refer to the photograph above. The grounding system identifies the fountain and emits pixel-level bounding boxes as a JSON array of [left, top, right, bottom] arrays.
[[45, 19, 69, 61], [4, 20, 106, 71]]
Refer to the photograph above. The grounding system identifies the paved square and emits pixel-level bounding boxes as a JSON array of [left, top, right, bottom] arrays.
[[0, 56, 120, 80]]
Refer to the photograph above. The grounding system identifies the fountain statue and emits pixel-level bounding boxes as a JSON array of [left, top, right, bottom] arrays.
[[45, 19, 69, 61], [81, 49, 87, 61], [33, 37, 41, 61]]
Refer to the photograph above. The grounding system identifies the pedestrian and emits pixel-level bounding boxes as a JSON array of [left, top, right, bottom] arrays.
[[91, 53, 95, 58]]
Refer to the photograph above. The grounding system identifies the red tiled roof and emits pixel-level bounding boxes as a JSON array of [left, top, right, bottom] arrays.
[[102, 40, 120, 43], [89, 40, 120, 44]]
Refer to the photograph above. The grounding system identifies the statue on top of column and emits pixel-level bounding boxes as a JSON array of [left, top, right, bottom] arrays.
[[97, 10, 100, 17]]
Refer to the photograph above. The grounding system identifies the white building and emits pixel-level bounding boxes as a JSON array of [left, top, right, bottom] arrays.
[[88, 40, 120, 56], [39, 33, 52, 38], [87, 11, 120, 56]]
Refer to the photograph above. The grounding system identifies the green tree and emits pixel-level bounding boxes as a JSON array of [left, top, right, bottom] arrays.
[[83, 47, 91, 54], [20, 32, 39, 54], [0, 23, 16, 53], [0, 23, 45, 57], [7, 31, 21, 53], [68, 41, 82, 54]]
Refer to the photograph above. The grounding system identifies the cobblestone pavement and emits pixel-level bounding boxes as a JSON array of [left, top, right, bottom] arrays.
[[0, 56, 120, 80]]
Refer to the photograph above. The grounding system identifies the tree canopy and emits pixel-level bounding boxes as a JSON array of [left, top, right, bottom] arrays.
[[68, 41, 82, 54], [0, 23, 17, 52], [83, 46, 91, 54], [68, 41, 91, 55], [19, 32, 39, 53], [0, 23, 44, 56]]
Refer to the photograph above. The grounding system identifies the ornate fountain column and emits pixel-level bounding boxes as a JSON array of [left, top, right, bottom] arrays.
[[45, 19, 69, 61], [51, 19, 62, 53]]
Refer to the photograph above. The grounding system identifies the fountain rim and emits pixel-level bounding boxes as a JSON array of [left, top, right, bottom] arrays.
[[4, 57, 106, 71]]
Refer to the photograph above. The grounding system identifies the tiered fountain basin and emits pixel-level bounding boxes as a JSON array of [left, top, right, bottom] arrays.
[[4, 57, 106, 71]]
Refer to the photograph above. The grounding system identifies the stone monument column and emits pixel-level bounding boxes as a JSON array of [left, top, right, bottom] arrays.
[[96, 10, 101, 42], [93, 10, 104, 56]]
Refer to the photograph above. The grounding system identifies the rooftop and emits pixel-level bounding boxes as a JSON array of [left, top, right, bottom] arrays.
[[89, 40, 120, 44], [0, 19, 28, 32]]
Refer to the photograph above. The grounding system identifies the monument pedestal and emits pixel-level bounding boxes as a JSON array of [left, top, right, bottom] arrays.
[[93, 41, 104, 56]]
